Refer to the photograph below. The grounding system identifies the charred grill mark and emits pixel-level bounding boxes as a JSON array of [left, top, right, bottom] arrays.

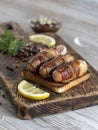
[[60, 65, 73, 81], [67, 66, 73, 79], [26, 63, 34, 71], [75, 67, 80, 77], [37, 54, 47, 63], [58, 65, 68, 81]]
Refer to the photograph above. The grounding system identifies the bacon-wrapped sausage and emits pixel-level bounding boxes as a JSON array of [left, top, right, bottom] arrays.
[[39, 54, 75, 78], [52, 60, 88, 83], [26, 48, 58, 72]]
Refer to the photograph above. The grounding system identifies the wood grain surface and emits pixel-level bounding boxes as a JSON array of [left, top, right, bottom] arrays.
[[0, 0, 98, 129]]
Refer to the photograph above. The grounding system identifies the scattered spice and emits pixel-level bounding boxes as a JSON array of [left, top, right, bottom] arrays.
[[14, 42, 41, 61], [6, 65, 14, 71], [15, 64, 19, 68], [2, 94, 6, 98]]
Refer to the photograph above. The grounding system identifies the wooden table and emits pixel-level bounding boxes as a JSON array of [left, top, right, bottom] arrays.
[[0, 0, 98, 129]]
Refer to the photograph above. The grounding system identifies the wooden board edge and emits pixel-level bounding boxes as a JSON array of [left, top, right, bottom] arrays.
[[17, 93, 98, 119]]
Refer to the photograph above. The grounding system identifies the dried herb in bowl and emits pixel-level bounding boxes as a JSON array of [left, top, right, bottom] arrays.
[[29, 16, 62, 33]]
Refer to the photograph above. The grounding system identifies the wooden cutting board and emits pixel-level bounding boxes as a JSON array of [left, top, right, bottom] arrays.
[[0, 22, 98, 120]]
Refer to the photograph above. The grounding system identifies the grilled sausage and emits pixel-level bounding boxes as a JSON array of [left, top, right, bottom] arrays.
[[52, 60, 88, 83], [39, 54, 75, 78], [26, 48, 59, 72]]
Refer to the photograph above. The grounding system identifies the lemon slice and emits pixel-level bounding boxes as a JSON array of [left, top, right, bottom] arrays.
[[56, 45, 67, 55], [18, 80, 50, 100], [29, 34, 56, 47]]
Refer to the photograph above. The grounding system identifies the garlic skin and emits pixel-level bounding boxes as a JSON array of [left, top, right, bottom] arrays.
[[56, 45, 67, 55]]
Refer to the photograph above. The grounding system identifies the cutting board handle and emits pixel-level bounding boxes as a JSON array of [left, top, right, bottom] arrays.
[[0, 22, 22, 32]]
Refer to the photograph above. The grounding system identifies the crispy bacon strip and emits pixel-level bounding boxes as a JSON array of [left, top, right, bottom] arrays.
[[52, 60, 88, 83], [39, 54, 74, 78], [26, 48, 58, 72]]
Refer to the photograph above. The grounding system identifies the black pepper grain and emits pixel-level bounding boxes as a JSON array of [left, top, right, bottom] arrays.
[[14, 42, 40, 61]]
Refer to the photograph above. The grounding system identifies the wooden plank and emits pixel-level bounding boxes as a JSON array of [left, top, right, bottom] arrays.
[[0, 22, 98, 120]]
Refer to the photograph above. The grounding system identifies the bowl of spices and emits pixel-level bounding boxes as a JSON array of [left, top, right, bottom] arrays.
[[28, 16, 62, 33]]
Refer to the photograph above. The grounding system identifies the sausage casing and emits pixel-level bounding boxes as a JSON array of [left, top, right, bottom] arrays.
[[39, 54, 75, 78], [26, 48, 58, 72], [52, 60, 88, 83]]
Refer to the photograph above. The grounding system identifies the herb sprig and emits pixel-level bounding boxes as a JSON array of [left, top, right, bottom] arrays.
[[0, 30, 25, 56]]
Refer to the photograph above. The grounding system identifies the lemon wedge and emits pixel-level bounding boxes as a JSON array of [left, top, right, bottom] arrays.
[[29, 34, 56, 47], [18, 80, 50, 100]]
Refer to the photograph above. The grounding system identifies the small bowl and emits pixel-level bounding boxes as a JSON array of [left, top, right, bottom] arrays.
[[28, 17, 62, 33]]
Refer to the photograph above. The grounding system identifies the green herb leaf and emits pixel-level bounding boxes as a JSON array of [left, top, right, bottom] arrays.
[[1, 30, 15, 41], [0, 30, 15, 53], [8, 39, 24, 56], [0, 39, 9, 53], [0, 30, 25, 56]]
